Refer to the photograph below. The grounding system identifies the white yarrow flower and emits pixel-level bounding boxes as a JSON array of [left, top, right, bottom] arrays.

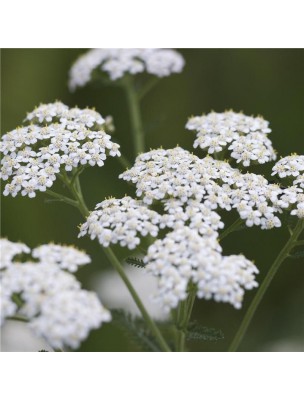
[[119, 147, 285, 229], [144, 227, 259, 311], [32, 244, 91, 272], [68, 48, 185, 91], [186, 111, 276, 166], [30, 290, 111, 349], [0, 238, 30, 269], [0, 102, 121, 198], [0, 239, 111, 349], [272, 155, 304, 179], [79, 196, 162, 250]]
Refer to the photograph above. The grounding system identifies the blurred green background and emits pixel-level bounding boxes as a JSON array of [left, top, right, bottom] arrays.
[[1, 49, 303, 351]]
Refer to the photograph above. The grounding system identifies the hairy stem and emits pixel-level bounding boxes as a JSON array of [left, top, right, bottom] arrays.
[[228, 219, 304, 352]]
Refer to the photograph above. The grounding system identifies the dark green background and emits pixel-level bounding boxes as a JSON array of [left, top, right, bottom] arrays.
[[1, 49, 303, 351]]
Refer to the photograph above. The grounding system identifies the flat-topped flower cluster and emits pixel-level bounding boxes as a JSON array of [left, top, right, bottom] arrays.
[[69, 48, 185, 91], [80, 144, 304, 311], [0, 239, 111, 349], [0, 102, 120, 198], [144, 227, 258, 311], [272, 154, 304, 219], [186, 111, 277, 166]]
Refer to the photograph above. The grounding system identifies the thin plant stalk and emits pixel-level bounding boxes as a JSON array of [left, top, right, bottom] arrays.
[[228, 219, 304, 352], [175, 286, 197, 352], [123, 78, 145, 156], [219, 218, 243, 241], [53, 172, 171, 352]]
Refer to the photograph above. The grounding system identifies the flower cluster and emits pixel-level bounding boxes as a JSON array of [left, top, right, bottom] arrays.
[[120, 147, 206, 204], [79, 197, 162, 249], [282, 187, 304, 219], [80, 147, 268, 310], [272, 154, 304, 179], [0, 102, 120, 198], [272, 155, 304, 219], [144, 227, 259, 311], [32, 243, 91, 272], [161, 198, 224, 239], [68, 48, 185, 90], [0, 239, 111, 349], [186, 111, 277, 166], [119, 147, 283, 229], [83, 145, 304, 310], [30, 290, 107, 350], [0, 238, 30, 269]]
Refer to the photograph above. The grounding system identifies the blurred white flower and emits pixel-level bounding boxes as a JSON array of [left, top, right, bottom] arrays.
[[68, 48, 185, 90], [0, 239, 111, 350], [1, 321, 52, 352], [30, 290, 111, 350], [0, 238, 30, 269], [262, 339, 304, 352], [32, 243, 91, 272], [92, 266, 169, 320]]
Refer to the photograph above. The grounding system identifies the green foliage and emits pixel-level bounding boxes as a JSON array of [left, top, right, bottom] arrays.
[[111, 309, 162, 351], [186, 321, 224, 341], [125, 257, 146, 269]]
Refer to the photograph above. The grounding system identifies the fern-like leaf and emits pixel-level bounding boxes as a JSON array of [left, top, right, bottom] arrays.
[[125, 257, 146, 268], [186, 321, 224, 341], [111, 309, 161, 351]]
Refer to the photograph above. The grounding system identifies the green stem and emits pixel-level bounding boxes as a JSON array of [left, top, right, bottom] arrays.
[[45, 189, 78, 208], [175, 286, 197, 352], [123, 78, 145, 156], [175, 301, 186, 352], [228, 219, 304, 352], [219, 218, 243, 241], [59, 172, 90, 217], [63, 175, 171, 352], [118, 154, 132, 170], [295, 240, 304, 247], [137, 76, 159, 100], [103, 247, 171, 352], [7, 315, 29, 323], [70, 165, 86, 186]]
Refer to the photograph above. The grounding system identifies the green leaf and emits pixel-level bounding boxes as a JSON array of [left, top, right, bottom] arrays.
[[111, 309, 161, 351], [125, 257, 145, 268], [186, 321, 224, 341]]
